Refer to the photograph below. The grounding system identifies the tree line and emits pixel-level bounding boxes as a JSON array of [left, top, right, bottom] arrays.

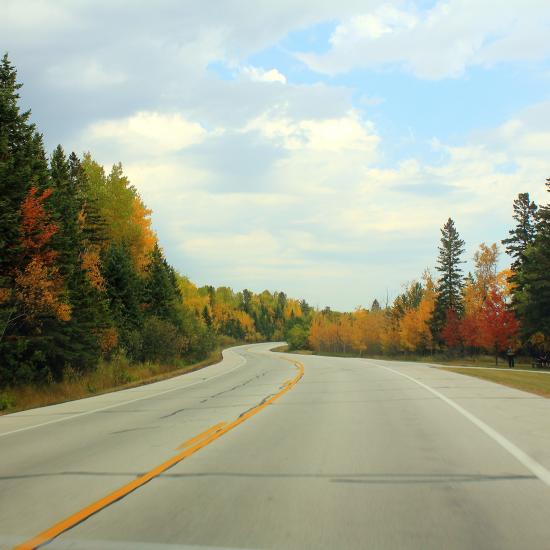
[[0, 55, 309, 388], [293, 187, 550, 363]]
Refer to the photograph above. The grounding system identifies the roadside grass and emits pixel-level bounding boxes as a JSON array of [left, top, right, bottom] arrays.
[[272, 345, 538, 370], [0, 348, 226, 415], [444, 368, 550, 398]]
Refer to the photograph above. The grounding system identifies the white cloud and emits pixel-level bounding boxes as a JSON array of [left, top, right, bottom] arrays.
[[299, 1, 550, 79], [244, 109, 379, 154], [83, 100, 550, 309], [7, 0, 550, 309], [86, 112, 208, 156], [241, 66, 287, 84]]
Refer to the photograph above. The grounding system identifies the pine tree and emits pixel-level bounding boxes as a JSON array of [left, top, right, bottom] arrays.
[[515, 179, 550, 338], [102, 243, 143, 349], [432, 218, 465, 339], [48, 148, 112, 373], [143, 243, 180, 324], [0, 54, 50, 325], [502, 192, 538, 272]]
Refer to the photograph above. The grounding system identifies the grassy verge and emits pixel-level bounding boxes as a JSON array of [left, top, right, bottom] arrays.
[[0, 348, 227, 415], [444, 368, 550, 398], [271, 345, 538, 370]]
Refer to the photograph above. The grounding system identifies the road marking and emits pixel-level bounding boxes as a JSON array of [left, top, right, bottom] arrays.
[[0, 355, 247, 439], [13, 358, 304, 550], [378, 363, 550, 488], [176, 422, 226, 450]]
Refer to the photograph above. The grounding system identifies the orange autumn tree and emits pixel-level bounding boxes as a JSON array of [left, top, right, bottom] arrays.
[[14, 186, 71, 325], [399, 273, 436, 353]]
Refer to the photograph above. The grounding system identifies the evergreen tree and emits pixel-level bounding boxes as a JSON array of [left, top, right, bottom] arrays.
[[143, 243, 180, 324], [240, 289, 252, 314], [102, 243, 143, 347], [502, 192, 538, 272], [0, 54, 50, 331], [432, 218, 465, 339], [370, 299, 381, 312], [515, 179, 550, 338]]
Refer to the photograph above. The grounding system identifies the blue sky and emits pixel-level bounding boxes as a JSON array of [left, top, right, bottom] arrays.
[[3, 0, 550, 310]]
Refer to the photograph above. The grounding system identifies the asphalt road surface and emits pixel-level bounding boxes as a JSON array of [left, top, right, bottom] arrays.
[[2, 343, 550, 549]]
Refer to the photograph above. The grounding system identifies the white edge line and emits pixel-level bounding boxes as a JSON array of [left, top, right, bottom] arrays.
[[0, 354, 247, 438], [378, 363, 550, 488]]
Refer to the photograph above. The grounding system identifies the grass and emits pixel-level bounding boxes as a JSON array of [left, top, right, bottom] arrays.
[[0, 348, 226, 415], [444, 367, 550, 398], [272, 345, 539, 370]]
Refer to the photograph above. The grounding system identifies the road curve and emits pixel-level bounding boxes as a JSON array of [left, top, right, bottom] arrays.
[[2, 343, 550, 549]]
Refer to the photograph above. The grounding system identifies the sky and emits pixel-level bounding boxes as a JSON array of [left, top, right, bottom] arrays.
[[3, 0, 550, 310]]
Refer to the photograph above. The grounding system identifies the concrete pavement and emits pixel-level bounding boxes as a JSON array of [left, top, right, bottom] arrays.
[[2, 344, 550, 549]]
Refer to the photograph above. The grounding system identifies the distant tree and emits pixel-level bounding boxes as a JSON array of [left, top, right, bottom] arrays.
[[202, 305, 212, 327], [240, 288, 253, 314], [370, 299, 381, 312], [432, 218, 465, 339], [299, 299, 312, 316]]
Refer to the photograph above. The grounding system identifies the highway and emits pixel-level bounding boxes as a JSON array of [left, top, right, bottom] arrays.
[[2, 343, 550, 549]]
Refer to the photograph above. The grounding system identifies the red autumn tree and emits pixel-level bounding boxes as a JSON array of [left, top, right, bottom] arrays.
[[14, 186, 71, 324], [478, 288, 519, 365], [441, 308, 462, 350], [460, 313, 480, 350]]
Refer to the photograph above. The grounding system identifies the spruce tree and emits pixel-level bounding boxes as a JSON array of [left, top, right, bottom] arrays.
[[515, 179, 550, 338], [0, 53, 50, 312], [102, 243, 143, 348], [143, 243, 180, 324], [432, 218, 465, 338], [502, 192, 538, 272]]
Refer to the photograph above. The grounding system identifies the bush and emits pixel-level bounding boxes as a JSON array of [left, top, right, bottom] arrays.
[[287, 325, 309, 350], [141, 316, 183, 363]]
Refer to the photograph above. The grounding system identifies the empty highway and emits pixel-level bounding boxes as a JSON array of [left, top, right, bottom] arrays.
[[2, 343, 550, 549]]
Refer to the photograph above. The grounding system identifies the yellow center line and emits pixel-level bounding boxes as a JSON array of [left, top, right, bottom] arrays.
[[176, 422, 226, 450], [14, 358, 304, 550]]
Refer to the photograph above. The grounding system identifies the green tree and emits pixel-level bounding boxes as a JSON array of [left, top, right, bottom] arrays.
[[143, 243, 180, 323], [514, 179, 550, 338], [432, 218, 465, 339], [0, 54, 50, 334], [502, 192, 538, 272], [102, 243, 143, 351]]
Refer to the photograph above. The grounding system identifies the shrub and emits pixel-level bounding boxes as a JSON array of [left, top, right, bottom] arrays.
[[141, 316, 183, 363]]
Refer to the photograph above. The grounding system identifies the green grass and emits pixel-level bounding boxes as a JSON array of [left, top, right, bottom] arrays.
[[444, 368, 550, 398], [272, 345, 540, 370]]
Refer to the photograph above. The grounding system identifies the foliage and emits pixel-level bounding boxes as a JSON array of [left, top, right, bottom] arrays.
[[0, 55, 307, 390]]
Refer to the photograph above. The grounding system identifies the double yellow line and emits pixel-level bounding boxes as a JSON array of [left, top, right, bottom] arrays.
[[14, 358, 304, 550]]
